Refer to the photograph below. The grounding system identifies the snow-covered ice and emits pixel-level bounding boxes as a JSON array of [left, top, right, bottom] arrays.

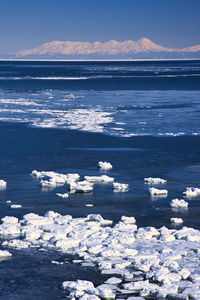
[[31, 170, 80, 189], [56, 193, 69, 198], [10, 204, 22, 209], [149, 187, 168, 196], [69, 180, 94, 193], [183, 187, 200, 197], [98, 161, 113, 170], [170, 218, 184, 224], [170, 199, 188, 209], [0, 250, 12, 257], [113, 182, 129, 192], [0, 179, 7, 188], [144, 177, 167, 185], [0, 211, 200, 299], [84, 175, 114, 183]]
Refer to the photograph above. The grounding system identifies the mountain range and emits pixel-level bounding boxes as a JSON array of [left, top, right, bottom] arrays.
[[11, 37, 200, 59]]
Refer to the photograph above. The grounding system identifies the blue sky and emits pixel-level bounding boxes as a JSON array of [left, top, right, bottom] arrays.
[[0, 0, 199, 53]]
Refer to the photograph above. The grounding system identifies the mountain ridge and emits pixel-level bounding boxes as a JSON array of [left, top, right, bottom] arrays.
[[16, 38, 200, 58]]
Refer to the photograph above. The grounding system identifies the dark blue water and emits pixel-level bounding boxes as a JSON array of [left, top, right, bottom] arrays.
[[0, 60, 200, 299]]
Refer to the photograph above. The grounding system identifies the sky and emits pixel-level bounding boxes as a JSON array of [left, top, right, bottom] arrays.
[[0, 0, 199, 54]]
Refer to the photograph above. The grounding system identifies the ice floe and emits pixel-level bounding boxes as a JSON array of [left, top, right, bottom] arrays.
[[0, 250, 12, 257], [56, 193, 69, 198], [144, 177, 167, 185], [10, 204, 22, 209], [113, 182, 129, 192], [0, 211, 200, 299], [31, 170, 80, 189], [149, 187, 168, 196], [98, 161, 113, 170], [170, 218, 184, 224], [69, 180, 94, 193], [183, 187, 200, 198], [0, 179, 7, 188], [170, 199, 188, 209], [84, 175, 114, 183]]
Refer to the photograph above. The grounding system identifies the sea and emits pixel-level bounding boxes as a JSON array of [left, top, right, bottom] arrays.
[[0, 59, 200, 299]]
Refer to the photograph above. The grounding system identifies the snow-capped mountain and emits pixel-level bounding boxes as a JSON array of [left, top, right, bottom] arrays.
[[17, 38, 200, 59]]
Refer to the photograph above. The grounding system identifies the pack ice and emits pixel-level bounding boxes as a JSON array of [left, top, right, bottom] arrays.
[[1, 212, 200, 299]]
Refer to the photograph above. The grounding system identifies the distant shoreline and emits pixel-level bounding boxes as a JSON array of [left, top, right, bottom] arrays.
[[0, 58, 200, 62]]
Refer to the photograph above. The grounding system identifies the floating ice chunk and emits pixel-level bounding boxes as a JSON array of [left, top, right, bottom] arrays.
[[70, 180, 93, 193], [98, 161, 113, 170], [144, 177, 167, 185], [156, 284, 179, 298], [113, 182, 129, 192], [84, 175, 114, 183], [179, 268, 191, 279], [127, 296, 145, 300], [51, 260, 64, 265], [120, 216, 136, 224], [86, 214, 113, 225], [31, 170, 80, 189], [22, 213, 54, 226], [189, 273, 200, 283], [0, 250, 12, 257], [55, 238, 80, 250], [56, 193, 69, 198], [2, 239, 30, 249], [22, 227, 42, 241], [104, 277, 122, 285], [97, 285, 116, 299], [149, 188, 168, 196], [136, 227, 160, 239], [44, 211, 61, 219], [153, 267, 170, 282], [1, 216, 18, 224], [123, 280, 150, 291], [182, 287, 200, 299], [175, 227, 200, 241], [0, 180, 7, 188], [61, 280, 95, 293], [0, 223, 21, 235], [162, 260, 179, 271], [40, 179, 57, 188], [114, 221, 137, 232], [100, 249, 122, 258], [183, 187, 200, 197], [85, 204, 94, 207], [10, 204, 22, 209], [170, 199, 188, 208], [79, 294, 100, 300], [170, 218, 183, 224]]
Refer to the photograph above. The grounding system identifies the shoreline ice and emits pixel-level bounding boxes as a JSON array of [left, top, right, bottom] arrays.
[[0, 211, 200, 299]]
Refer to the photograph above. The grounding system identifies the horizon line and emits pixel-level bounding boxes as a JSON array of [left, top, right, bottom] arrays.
[[0, 58, 200, 62]]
